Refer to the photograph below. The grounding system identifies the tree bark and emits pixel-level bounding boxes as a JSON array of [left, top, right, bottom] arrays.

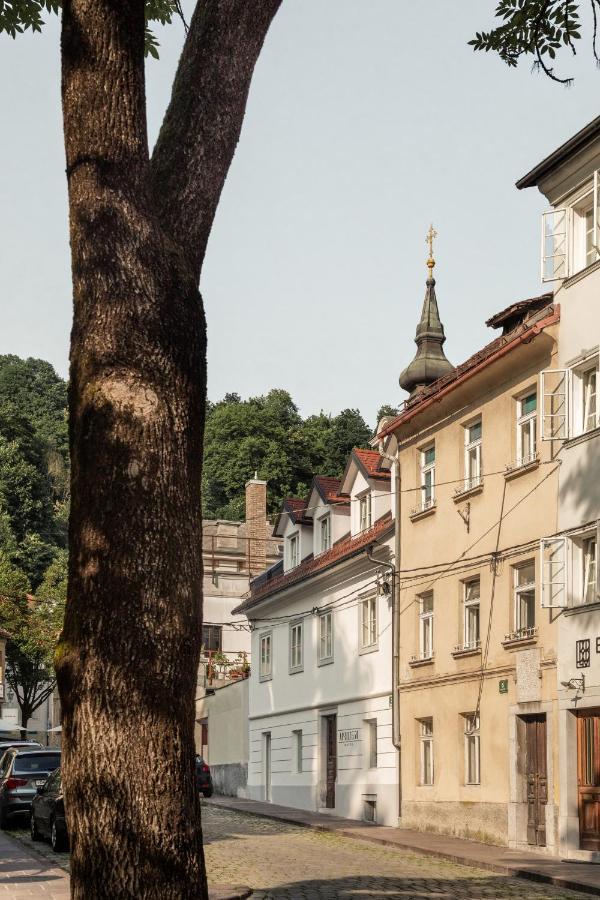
[[55, 1, 280, 897]]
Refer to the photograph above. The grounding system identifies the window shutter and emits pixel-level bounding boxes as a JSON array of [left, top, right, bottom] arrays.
[[540, 369, 570, 441], [540, 536, 568, 608], [541, 209, 568, 282], [595, 171, 600, 265]]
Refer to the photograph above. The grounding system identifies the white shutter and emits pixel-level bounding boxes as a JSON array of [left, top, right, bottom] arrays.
[[595, 171, 600, 264], [541, 209, 568, 281], [540, 536, 568, 608], [540, 369, 570, 441]]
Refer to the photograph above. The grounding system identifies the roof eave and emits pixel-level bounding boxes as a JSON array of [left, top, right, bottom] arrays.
[[516, 115, 600, 190]]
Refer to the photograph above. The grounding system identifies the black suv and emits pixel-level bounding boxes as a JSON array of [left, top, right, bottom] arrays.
[[195, 756, 213, 797], [0, 748, 61, 827]]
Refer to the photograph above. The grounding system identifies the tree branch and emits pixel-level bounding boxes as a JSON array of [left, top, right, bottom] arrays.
[[151, 0, 282, 280]]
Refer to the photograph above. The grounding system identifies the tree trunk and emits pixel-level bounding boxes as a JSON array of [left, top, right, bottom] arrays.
[[54, 1, 281, 898], [56, 2, 206, 897], [20, 705, 31, 742]]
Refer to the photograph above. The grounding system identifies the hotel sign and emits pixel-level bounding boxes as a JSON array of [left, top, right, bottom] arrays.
[[338, 728, 359, 744]]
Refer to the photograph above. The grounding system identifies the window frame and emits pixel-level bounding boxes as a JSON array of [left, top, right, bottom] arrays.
[[319, 514, 331, 554], [318, 610, 334, 665], [366, 719, 378, 769], [259, 630, 273, 682], [463, 419, 482, 491], [418, 591, 434, 660], [287, 531, 300, 570], [419, 718, 434, 786], [514, 560, 536, 634], [516, 391, 538, 466], [463, 713, 480, 786], [289, 619, 304, 674], [359, 594, 378, 653], [462, 578, 481, 650], [358, 491, 372, 532], [293, 729, 303, 774], [541, 171, 599, 281], [420, 444, 436, 510]]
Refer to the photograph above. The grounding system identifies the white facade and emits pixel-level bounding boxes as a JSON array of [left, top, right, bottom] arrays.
[[239, 457, 399, 826], [522, 119, 600, 860]]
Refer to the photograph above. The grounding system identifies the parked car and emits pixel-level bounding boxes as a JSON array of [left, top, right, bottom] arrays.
[[0, 741, 42, 760], [0, 749, 61, 827], [195, 756, 213, 797], [30, 767, 68, 851]]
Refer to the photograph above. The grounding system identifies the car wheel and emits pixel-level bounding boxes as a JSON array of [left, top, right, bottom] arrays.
[[50, 818, 67, 853], [30, 813, 42, 842], [203, 787, 213, 798]]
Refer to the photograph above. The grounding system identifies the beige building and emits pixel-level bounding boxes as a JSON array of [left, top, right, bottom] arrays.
[[379, 252, 561, 851]]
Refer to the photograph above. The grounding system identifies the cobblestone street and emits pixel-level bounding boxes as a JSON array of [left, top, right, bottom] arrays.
[[202, 806, 597, 899]]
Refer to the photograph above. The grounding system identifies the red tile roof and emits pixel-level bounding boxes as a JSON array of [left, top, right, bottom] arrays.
[[233, 512, 393, 613], [485, 293, 553, 331], [354, 448, 390, 480], [313, 476, 350, 505]]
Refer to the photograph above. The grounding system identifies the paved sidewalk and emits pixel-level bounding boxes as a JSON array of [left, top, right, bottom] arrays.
[[207, 796, 600, 897], [0, 829, 69, 899]]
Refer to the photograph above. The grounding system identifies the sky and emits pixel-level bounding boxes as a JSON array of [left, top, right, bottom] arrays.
[[1, 1, 599, 429]]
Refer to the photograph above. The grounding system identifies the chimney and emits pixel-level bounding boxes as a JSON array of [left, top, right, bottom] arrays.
[[245, 473, 267, 576]]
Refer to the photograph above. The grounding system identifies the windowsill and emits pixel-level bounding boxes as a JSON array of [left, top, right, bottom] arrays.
[[317, 657, 334, 667], [289, 666, 304, 676], [359, 643, 379, 656], [564, 599, 600, 616], [409, 654, 434, 668], [504, 457, 540, 481], [259, 674, 272, 683], [565, 425, 600, 449], [409, 504, 436, 522], [563, 257, 600, 289], [453, 481, 483, 503], [452, 644, 482, 659], [502, 628, 538, 649]]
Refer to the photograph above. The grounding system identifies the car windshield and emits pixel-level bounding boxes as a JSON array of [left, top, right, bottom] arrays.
[[13, 754, 61, 773]]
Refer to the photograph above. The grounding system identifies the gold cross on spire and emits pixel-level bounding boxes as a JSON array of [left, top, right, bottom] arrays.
[[426, 223, 437, 275]]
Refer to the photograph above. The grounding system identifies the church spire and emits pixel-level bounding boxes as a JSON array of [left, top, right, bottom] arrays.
[[399, 225, 454, 397]]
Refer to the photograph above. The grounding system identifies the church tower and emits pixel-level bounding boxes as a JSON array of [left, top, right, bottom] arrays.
[[399, 225, 454, 397]]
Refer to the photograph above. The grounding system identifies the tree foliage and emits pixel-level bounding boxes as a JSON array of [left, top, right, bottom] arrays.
[[0, 0, 185, 57], [470, 0, 599, 83], [203, 390, 373, 520]]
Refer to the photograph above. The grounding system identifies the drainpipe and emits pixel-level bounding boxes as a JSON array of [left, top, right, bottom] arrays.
[[377, 440, 402, 821]]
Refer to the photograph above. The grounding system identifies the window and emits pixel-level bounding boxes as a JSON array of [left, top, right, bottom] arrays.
[[419, 592, 434, 659], [259, 632, 272, 680], [359, 492, 372, 532], [366, 720, 377, 768], [202, 624, 222, 652], [360, 596, 377, 650], [541, 174, 599, 281], [583, 366, 598, 433], [464, 420, 482, 490], [463, 713, 480, 785], [514, 561, 535, 633], [583, 535, 597, 605], [287, 533, 299, 569], [463, 579, 480, 650], [318, 611, 333, 663], [517, 393, 537, 465], [319, 516, 331, 553], [420, 445, 436, 510], [293, 730, 303, 773], [419, 718, 434, 785], [289, 620, 303, 672]]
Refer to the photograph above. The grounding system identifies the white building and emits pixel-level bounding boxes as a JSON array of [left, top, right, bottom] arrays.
[[518, 116, 600, 859], [234, 449, 400, 826]]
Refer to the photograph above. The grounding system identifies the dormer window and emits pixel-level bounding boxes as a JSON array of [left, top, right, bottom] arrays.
[[319, 515, 331, 553], [359, 493, 372, 532], [542, 172, 599, 281], [287, 533, 299, 570]]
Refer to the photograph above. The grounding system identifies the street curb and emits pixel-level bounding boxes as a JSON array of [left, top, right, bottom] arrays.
[[208, 799, 600, 898]]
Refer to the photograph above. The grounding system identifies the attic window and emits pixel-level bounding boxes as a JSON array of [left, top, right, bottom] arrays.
[[359, 493, 372, 531]]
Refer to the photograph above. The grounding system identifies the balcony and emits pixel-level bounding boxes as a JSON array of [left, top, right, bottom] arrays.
[[453, 477, 483, 503], [409, 499, 436, 522], [502, 626, 538, 649], [452, 640, 482, 659], [409, 652, 435, 668], [504, 453, 540, 481]]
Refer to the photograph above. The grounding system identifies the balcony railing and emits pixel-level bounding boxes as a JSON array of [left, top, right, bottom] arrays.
[[503, 626, 538, 645], [453, 639, 481, 655], [199, 649, 250, 685]]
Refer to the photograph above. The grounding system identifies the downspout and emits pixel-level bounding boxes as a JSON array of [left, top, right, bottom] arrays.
[[377, 439, 402, 821]]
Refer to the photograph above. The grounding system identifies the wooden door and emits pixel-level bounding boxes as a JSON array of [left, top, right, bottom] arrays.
[[577, 710, 600, 851], [264, 733, 271, 802], [525, 715, 547, 847], [325, 715, 337, 809]]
